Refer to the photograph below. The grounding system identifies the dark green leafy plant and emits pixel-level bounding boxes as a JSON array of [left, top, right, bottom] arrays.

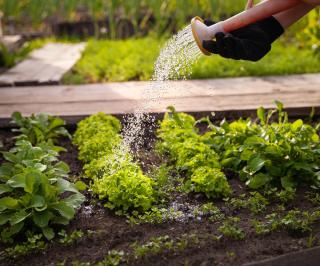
[[0, 233, 47, 260], [11, 112, 71, 145], [202, 102, 320, 190], [218, 217, 245, 240], [0, 140, 84, 242]]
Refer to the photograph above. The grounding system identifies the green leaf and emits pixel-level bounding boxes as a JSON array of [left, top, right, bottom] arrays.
[[33, 210, 51, 228], [63, 193, 85, 209], [10, 210, 30, 225], [0, 197, 18, 211], [246, 173, 270, 189], [30, 195, 46, 209], [48, 117, 65, 131], [42, 226, 54, 240], [11, 111, 23, 125], [7, 174, 26, 189], [281, 176, 296, 190], [1, 221, 24, 240], [2, 152, 17, 163], [34, 163, 47, 172], [52, 202, 75, 220], [248, 156, 267, 173], [275, 100, 283, 111], [257, 107, 266, 125], [291, 119, 303, 131], [0, 213, 12, 225], [0, 184, 13, 195], [56, 178, 79, 194], [25, 172, 37, 193], [74, 181, 87, 191]]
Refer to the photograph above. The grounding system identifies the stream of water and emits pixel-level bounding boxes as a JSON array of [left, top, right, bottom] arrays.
[[122, 24, 202, 152]]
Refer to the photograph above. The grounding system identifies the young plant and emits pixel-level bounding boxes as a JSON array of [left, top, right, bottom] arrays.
[[11, 112, 71, 145], [190, 167, 231, 199], [0, 140, 84, 242], [74, 113, 155, 213], [218, 217, 245, 240]]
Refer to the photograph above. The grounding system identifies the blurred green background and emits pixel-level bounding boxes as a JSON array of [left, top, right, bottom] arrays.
[[0, 0, 319, 83]]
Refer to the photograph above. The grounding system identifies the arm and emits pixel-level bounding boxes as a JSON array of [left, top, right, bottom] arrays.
[[274, 2, 316, 28]]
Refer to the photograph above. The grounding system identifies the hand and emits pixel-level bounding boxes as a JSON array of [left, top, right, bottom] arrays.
[[202, 17, 284, 61]]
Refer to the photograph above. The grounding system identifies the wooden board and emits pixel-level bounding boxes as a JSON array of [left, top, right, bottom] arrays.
[[0, 43, 85, 87], [0, 74, 319, 122]]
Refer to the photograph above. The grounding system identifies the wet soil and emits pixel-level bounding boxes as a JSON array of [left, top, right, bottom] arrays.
[[0, 126, 320, 266]]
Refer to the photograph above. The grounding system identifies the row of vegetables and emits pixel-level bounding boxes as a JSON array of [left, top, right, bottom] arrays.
[[1, 102, 320, 244]]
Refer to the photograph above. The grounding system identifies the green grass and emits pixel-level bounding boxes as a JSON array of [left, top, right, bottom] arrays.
[[63, 37, 320, 84]]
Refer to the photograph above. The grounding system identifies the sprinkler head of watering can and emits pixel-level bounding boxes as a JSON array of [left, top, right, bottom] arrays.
[[191, 16, 225, 56]]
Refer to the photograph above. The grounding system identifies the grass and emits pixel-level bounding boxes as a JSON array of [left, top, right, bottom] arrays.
[[62, 36, 320, 84]]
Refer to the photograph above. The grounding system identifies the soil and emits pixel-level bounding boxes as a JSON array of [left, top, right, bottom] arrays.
[[0, 125, 320, 266]]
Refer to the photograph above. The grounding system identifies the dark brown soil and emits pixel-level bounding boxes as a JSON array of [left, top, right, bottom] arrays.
[[1, 126, 320, 266]]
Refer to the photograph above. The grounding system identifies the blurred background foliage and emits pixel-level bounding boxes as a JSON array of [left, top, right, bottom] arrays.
[[0, 0, 319, 82], [0, 0, 276, 37]]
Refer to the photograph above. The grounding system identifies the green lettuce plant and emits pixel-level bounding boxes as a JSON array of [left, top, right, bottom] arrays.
[[74, 113, 155, 213]]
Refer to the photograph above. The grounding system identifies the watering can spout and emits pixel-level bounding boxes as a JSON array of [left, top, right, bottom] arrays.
[[191, 17, 225, 56]]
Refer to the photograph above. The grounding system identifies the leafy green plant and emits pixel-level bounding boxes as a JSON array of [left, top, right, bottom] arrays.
[[218, 217, 245, 240], [0, 233, 47, 259], [73, 112, 121, 147], [11, 112, 71, 145], [156, 107, 227, 199], [96, 250, 125, 266], [74, 113, 155, 213], [281, 210, 315, 235], [247, 192, 269, 214], [131, 234, 200, 259], [190, 167, 231, 199], [0, 140, 84, 242], [202, 102, 320, 190], [92, 162, 155, 213], [58, 229, 84, 245]]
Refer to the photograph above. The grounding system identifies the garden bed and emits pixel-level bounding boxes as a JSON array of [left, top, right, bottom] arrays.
[[0, 107, 320, 266]]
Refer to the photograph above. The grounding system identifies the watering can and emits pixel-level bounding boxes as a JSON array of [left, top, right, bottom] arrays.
[[191, 0, 301, 55]]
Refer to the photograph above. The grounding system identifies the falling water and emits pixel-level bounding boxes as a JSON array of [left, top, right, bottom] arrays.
[[122, 25, 202, 151]]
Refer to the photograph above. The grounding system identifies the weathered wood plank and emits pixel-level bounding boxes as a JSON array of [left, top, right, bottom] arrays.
[[0, 74, 319, 119], [0, 43, 85, 86]]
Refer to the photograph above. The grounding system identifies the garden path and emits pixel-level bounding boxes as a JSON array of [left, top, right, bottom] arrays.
[[0, 73, 319, 125], [0, 43, 85, 87]]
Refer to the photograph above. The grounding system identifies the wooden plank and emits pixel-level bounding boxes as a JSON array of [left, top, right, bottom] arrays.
[[0, 43, 85, 86], [0, 74, 319, 104], [0, 74, 319, 119]]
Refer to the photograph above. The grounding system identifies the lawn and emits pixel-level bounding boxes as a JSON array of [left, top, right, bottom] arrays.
[[62, 37, 320, 84]]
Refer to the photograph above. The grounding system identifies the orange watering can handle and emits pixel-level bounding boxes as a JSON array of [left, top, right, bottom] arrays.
[[222, 0, 301, 32]]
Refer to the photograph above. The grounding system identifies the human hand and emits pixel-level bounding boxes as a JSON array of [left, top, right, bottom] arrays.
[[202, 17, 284, 61]]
